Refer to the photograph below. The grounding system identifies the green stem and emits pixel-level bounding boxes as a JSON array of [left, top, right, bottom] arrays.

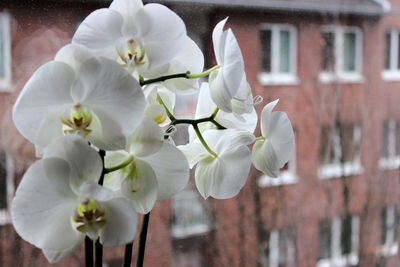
[[95, 239, 102, 267], [123, 242, 134, 267], [255, 136, 266, 142], [105, 155, 134, 173], [136, 213, 151, 267], [211, 107, 219, 119], [156, 94, 175, 121], [140, 65, 220, 86], [193, 124, 218, 157], [187, 65, 220, 79]]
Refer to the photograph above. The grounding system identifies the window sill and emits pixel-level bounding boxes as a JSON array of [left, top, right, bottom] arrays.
[[319, 72, 364, 84], [381, 70, 400, 81], [379, 157, 400, 170], [258, 72, 299, 86], [0, 210, 10, 225], [0, 79, 12, 92], [171, 224, 210, 239], [377, 244, 398, 257], [318, 162, 363, 179], [317, 254, 358, 267], [258, 172, 298, 187]]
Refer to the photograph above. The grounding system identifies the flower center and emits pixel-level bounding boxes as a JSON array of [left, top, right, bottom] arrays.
[[60, 104, 92, 137], [117, 39, 146, 67], [72, 199, 106, 239]]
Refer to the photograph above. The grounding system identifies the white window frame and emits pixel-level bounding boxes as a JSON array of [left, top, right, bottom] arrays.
[[0, 151, 14, 225], [319, 125, 363, 179], [317, 215, 360, 267], [319, 26, 363, 84], [0, 11, 11, 91], [379, 119, 400, 170], [378, 205, 399, 257], [259, 229, 296, 267], [170, 190, 210, 239], [258, 141, 297, 187], [258, 23, 299, 85], [382, 29, 400, 81]]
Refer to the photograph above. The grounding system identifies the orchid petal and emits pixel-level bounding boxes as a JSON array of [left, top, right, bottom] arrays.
[[178, 142, 207, 168], [142, 142, 190, 200], [127, 117, 163, 157], [55, 44, 94, 72], [252, 139, 279, 177]]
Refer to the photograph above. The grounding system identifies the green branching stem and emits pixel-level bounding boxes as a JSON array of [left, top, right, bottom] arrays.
[[136, 213, 151, 267], [193, 124, 218, 157], [140, 65, 220, 86], [95, 149, 106, 267], [105, 155, 134, 173]]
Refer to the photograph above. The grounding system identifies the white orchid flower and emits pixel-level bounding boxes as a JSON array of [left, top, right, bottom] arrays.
[[72, 0, 186, 78], [209, 17, 246, 112], [104, 117, 189, 214], [189, 82, 257, 142], [143, 84, 176, 126], [11, 135, 137, 263], [12, 57, 145, 151], [179, 128, 255, 199], [252, 100, 295, 177]]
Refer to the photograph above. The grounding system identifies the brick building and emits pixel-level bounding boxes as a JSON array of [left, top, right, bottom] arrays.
[[0, 0, 399, 266]]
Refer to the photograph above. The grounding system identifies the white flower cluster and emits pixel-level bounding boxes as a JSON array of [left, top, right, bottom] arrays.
[[11, 0, 295, 264]]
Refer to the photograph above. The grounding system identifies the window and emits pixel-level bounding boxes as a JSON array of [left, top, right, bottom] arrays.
[[259, 228, 296, 267], [379, 205, 399, 256], [258, 141, 297, 187], [171, 190, 210, 238], [0, 151, 14, 225], [258, 24, 298, 85], [382, 29, 400, 81], [319, 27, 363, 83], [0, 11, 11, 91], [379, 119, 400, 169], [318, 124, 362, 179], [317, 215, 360, 267]]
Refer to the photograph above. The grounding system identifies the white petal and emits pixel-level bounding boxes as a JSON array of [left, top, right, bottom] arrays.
[[127, 117, 163, 157], [11, 158, 82, 252], [209, 68, 234, 112], [12, 61, 74, 147], [75, 57, 145, 137], [104, 151, 130, 191], [196, 145, 251, 199], [195, 82, 217, 118], [120, 159, 158, 214], [43, 240, 83, 264], [251, 139, 279, 177], [141, 142, 190, 200], [78, 181, 115, 202], [201, 128, 255, 155], [260, 99, 279, 137], [134, 4, 186, 69], [177, 142, 207, 168], [164, 37, 204, 93], [44, 135, 103, 190], [110, 0, 143, 32], [212, 18, 228, 64], [72, 8, 123, 57], [100, 196, 138, 246], [55, 43, 94, 72]]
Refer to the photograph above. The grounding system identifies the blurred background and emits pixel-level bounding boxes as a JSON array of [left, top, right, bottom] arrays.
[[0, 0, 399, 266]]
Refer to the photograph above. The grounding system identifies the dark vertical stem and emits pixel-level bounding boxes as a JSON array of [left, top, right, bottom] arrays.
[[94, 149, 106, 267], [95, 239, 103, 267], [123, 242, 134, 267], [85, 236, 94, 267], [136, 213, 151, 267]]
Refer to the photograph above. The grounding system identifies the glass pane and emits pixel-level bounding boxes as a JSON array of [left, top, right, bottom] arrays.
[[384, 31, 391, 70], [340, 124, 355, 163], [260, 29, 272, 72], [381, 207, 387, 245], [319, 126, 334, 165], [279, 30, 290, 73], [382, 121, 390, 158], [398, 33, 400, 70], [0, 152, 7, 210], [322, 32, 335, 71], [343, 32, 356, 72], [341, 215, 352, 255], [319, 218, 332, 259]]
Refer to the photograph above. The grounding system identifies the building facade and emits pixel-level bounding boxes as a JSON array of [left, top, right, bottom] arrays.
[[0, 0, 399, 266]]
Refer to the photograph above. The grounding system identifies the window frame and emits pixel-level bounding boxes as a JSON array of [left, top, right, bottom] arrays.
[[258, 23, 299, 86], [381, 29, 400, 81], [319, 26, 363, 84], [317, 215, 360, 267], [379, 118, 400, 170], [170, 189, 210, 239], [259, 229, 297, 267], [378, 205, 399, 256], [0, 11, 11, 92], [318, 124, 363, 179]]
